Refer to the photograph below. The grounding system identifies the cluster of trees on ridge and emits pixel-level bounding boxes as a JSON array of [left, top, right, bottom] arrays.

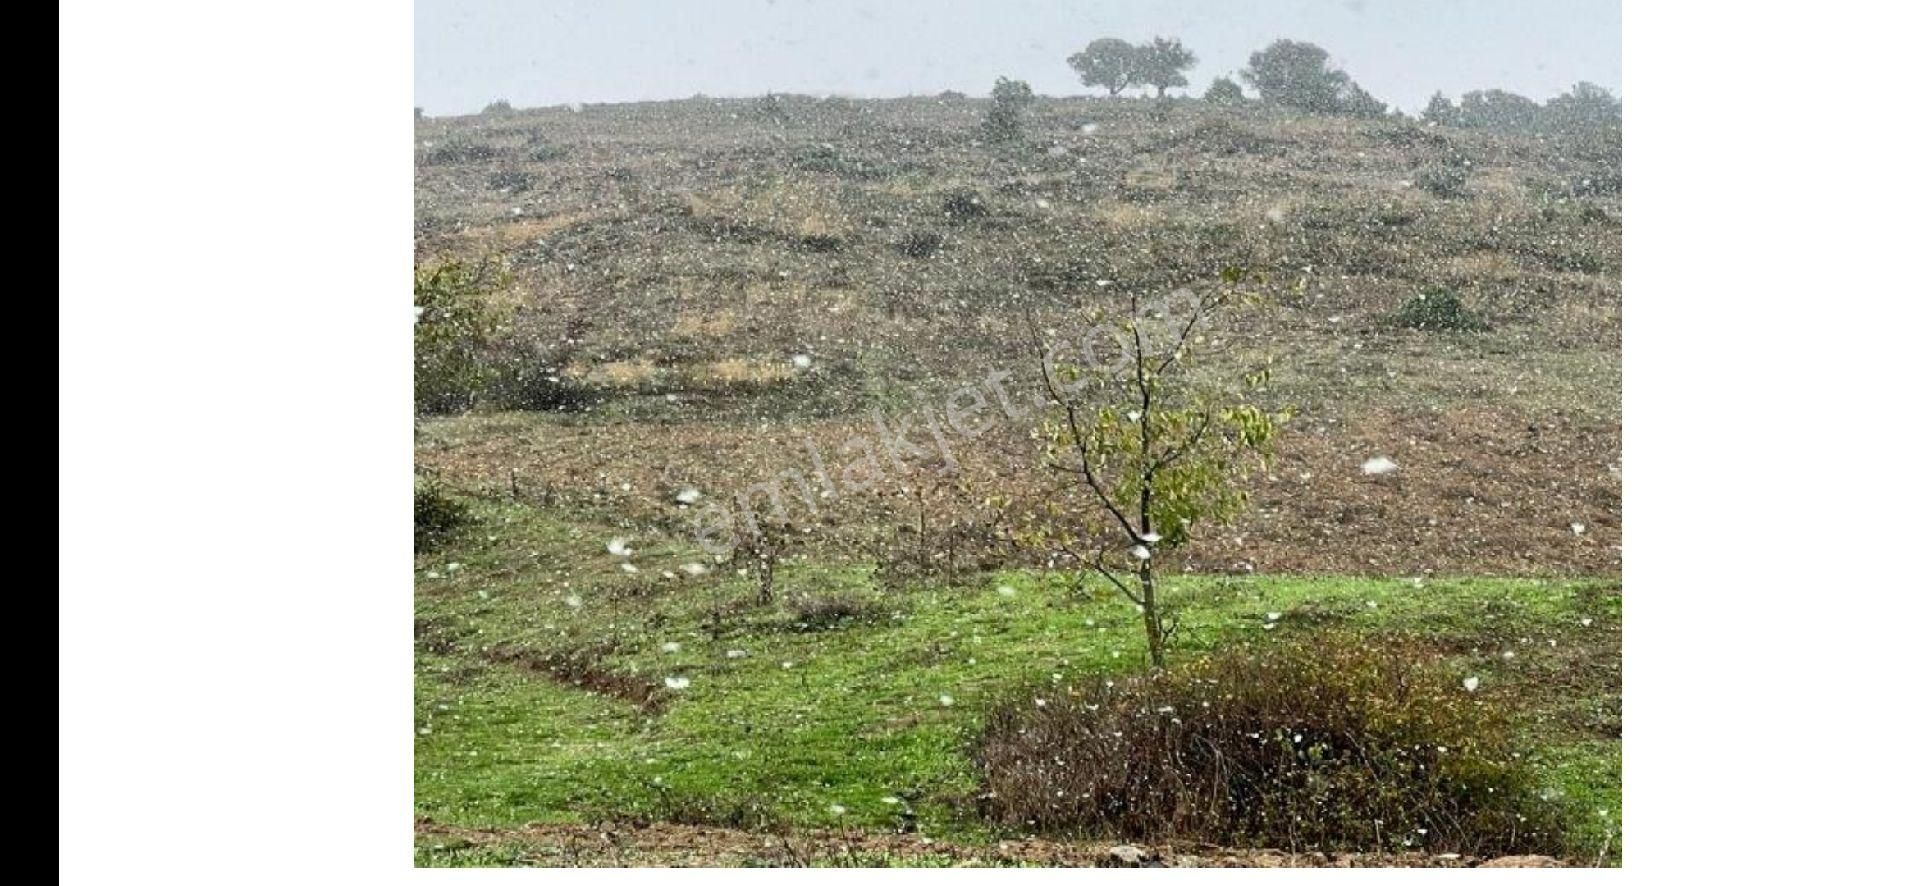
[[1061, 35, 1619, 132]]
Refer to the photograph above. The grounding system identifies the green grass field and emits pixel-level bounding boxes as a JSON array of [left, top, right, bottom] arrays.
[[415, 497, 1620, 865]]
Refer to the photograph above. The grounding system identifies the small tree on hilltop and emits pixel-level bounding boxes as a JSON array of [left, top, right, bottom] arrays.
[[1135, 37, 1197, 98], [1422, 91, 1461, 126], [1203, 77, 1245, 104], [1457, 89, 1541, 131], [1332, 76, 1389, 117], [1241, 39, 1380, 115], [1021, 270, 1293, 669], [1068, 38, 1139, 96], [1543, 81, 1621, 133], [983, 76, 1036, 141]]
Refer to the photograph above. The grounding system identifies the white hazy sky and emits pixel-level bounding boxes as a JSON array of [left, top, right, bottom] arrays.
[[416, 0, 1619, 116]]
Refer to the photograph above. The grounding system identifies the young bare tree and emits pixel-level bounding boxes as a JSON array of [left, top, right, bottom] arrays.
[[1023, 271, 1292, 669], [734, 518, 797, 605]]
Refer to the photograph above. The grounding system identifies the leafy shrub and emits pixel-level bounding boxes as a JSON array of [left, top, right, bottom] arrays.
[[1203, 77, 1244, 104], [419, 139, 501, 166], [525, 142, 570, 163], [487, 169, 534, 194], [896, 230, 943, 258], [414, 480, 473, 553], [1388, 287, 1489, 332], [414, 259, 508, 414], [1174, 116, 1276, 155], [977, 634, 1566, 855], [982, 77, 1035, 142], [486, 344, 604, 412], [756, 92, 790, 125], [482, 99, 514, 115], [1542, 82, 1621, 135], [940, 189, 988, 221], [1415, 162, 1470, 199], [1456, 89, 1540, 132], [789, 144, 888, 180], [1570, 168, 1622, 198], [1373, 123, 1449, 150]]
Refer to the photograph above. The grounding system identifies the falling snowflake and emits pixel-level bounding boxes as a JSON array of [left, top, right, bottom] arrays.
[[661, 642, 682, 653], [1129, 544, 1152, 560], [564, 593, 583, 609], [664, 676, 691, 690], [1362, 456, 1399, 475], [1463, 676, 1481, 692], [725, 649, 749, 659], [791, 354, 814, 369], [674, 488, 702, 505], [1571, 522, 1588, 535], [938, 694, 954, 707], [619, 563, 640, 574], [681, 562, 709, 576], [606, 538, 633, 557], [1140, 532, 1162, 543], [828, 804, 847, 815], [996, 585, 1016, 597]]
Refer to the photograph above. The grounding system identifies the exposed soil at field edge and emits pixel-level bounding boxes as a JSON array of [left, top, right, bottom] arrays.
[[416, 402, 1620, 578], [414, 819, 1572, 868]]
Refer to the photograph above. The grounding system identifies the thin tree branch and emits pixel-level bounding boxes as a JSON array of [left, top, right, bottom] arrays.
[[1025, 308, 1144, 543], [1052, 545, 1141, 605]]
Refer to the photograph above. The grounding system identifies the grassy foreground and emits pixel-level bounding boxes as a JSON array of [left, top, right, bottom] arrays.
[[415, 498, 1620, 865]]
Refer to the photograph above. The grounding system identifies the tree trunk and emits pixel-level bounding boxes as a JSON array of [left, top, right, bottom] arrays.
[[1139, 559, 1165, 670], [755, 557, 774, 605]]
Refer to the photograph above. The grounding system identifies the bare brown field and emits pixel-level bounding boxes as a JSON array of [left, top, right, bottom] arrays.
[[415, 96, 1618, 576]]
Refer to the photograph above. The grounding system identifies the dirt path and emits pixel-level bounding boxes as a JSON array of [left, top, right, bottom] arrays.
[[415, 819, 1566, 867]]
